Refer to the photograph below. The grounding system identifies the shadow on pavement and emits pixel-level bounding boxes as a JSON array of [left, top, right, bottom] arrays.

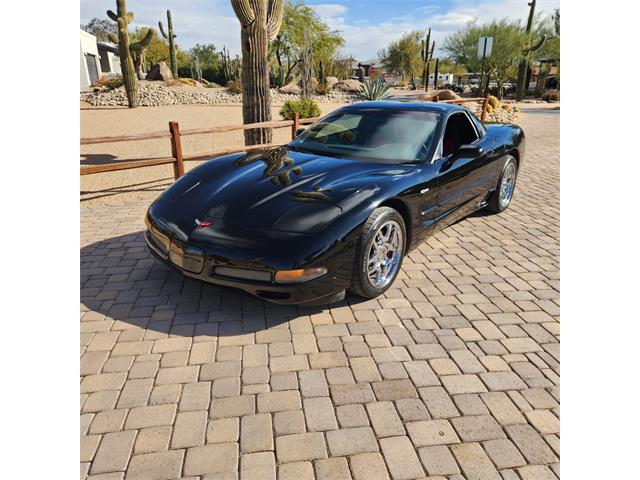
[[81, 231, 364, 336]]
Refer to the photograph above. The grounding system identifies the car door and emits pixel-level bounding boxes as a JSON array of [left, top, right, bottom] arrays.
[[432, 111, 495, 229]]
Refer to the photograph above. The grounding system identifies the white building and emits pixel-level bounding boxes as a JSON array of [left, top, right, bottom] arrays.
[[80, 29, 121, 90], [428, 73, 455, 86], [80, 29, 101, 89]]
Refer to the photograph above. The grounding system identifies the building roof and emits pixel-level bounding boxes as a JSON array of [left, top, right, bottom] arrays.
[[97, 41, 119, 54]]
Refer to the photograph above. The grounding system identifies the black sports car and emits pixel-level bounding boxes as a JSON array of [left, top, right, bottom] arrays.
[[145, 101, 524, 305]]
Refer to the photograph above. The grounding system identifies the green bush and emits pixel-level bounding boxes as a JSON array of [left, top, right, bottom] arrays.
[[279, 99, 321, 120]]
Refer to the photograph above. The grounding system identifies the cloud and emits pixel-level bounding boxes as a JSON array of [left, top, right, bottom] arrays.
[[81, 0, 559, 59]]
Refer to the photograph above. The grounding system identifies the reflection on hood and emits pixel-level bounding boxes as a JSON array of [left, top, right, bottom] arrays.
[[234, 147, 331, 202]]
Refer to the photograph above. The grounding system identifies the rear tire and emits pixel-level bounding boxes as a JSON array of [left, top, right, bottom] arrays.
[[486, 155, 518, 213], [349, 207, 406, 299]]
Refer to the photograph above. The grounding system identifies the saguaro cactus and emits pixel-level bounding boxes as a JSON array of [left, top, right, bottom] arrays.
[[319, 60, 326, 85], [230, 0, 284, 145], [358, 65, 365, 83], [106, 0, 154, 107], [516, 0, 547, 100], [159, 10, 178, 79], [193, 55, 202, 82], [433, 57, 439, 89]]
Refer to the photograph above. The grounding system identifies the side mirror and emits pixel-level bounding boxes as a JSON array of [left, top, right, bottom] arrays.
[[456, 144, 484, 157], [295, 127, 306, 137]]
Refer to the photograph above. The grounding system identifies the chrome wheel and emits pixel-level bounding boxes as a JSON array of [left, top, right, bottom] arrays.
[[366, 220, 404, 289], [499, 162, 517, 208]]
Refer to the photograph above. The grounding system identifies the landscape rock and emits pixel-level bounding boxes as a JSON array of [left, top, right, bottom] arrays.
[[146, 61, 173, 81], [433, 89, 460, 100], [279, 83, 301, 95], [80, 81, 356, 107], [326, 76, 338, 90], [335, 79, 363, 93]]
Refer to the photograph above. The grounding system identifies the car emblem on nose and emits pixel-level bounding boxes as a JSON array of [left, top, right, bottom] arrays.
[[194, 218, 212, 228]]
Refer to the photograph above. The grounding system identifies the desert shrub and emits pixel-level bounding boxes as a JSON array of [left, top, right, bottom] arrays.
[[226, 80, 242, 94], [206, 82, 222, 88], [177, 78, 198, 86], [279, 99, 321, 120], [361, 78, 391, 100], [541, 89, 559, 102], [315, 82, 332, 95], [92, 74, 123, 91]]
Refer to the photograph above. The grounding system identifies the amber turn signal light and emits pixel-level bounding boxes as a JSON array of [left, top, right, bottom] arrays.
[[274, 267, 327, 284]]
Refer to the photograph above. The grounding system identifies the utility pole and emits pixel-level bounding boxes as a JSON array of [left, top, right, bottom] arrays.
[[480, 37, 488, 92]]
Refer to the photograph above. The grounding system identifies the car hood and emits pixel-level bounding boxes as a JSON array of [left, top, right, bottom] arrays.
[[150, 146, 413, 239]]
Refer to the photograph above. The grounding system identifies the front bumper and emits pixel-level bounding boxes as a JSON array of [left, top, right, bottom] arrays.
[[144, 216, 353, 305]]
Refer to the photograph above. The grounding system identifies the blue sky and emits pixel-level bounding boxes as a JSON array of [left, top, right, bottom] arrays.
[[81, 0, 560, 59]]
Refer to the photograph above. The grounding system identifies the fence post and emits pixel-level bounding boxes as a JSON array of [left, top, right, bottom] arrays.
[[481, 96, 489, 122], [291, 111, 300, 140], [169, 121, 185, 180]]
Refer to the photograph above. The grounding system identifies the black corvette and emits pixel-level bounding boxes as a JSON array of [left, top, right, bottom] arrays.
[[145, 101, 524, 305]]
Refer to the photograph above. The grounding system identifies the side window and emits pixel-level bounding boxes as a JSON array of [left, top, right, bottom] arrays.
[[442, 112, 479, 157]]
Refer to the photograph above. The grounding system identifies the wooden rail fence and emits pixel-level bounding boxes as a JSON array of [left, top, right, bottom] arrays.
[[80, 96, 489, 179]]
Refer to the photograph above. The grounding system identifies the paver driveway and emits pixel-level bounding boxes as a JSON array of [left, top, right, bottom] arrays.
[[80, 112, 559, 480]]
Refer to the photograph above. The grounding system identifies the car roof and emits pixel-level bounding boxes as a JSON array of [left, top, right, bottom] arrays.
[[340, 100, 465, 114]]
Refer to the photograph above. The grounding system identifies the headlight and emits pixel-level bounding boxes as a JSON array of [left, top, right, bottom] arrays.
[[274, 267, 328, 283]]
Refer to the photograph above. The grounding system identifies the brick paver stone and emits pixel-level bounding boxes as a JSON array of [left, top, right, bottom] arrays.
[[273, 410, 306, 435], [349, 452, 390, 480], [451, 442, 499, 480], [441, 374, 487, 395], [278, 461, 315, 480], [240, 452, 276, 480], [350, 356, 382, 382], [183, 443, 238, 476], [117, 378, 154, 408], [134, 426, 172, 454], [418, 445, 460, 476], [171, 410, 207, 449], [380, 436, 425, 480], [326, 426, 379, 456], [314, 457, 351, 480], [276, 433, 328, 463], [241, 413, 274, 453], [91, 430, 137, 475], [451, 414, 505, 442], [505, 424, 557, 464], [298, 370, 329, 397], [304, 396, 338, 431], [206, 417, 239, 443], [126, 450, 184, 480], [406, 419, 460, 447], [257, 390, 301, 413], [366, 401, 405, 437], [372, 379, 418, 401], [482, 439, 526, 469], [125, 404, 176, 430], [210, 395, 255, 419], [336, 404, 370, 428], [330, 383, 376, 405]]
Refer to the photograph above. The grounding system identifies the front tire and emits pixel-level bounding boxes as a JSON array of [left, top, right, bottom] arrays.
[[349, 207, 406, 299], [486, 155, 518, 213]]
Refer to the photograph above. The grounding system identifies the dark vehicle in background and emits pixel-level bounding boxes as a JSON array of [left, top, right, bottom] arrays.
[[145, 102, 525, 305]]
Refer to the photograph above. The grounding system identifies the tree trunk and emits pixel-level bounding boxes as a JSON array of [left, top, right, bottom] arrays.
[[240, 15, 272, 145]]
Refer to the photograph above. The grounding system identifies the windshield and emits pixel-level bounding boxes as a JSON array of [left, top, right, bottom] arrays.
[[289, 107, 440, 163]]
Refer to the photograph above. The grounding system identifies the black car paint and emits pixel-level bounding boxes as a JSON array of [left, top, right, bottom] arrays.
[[145, 101, 525, 304]]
